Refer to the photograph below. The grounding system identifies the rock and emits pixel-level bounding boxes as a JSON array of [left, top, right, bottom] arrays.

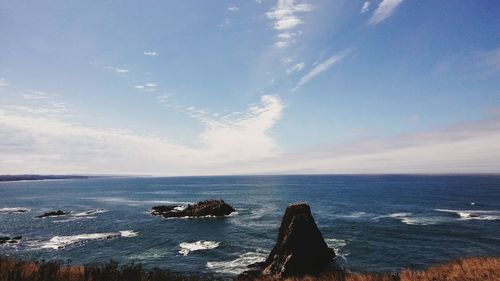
[[151, 199, 235, 218], [0, 237, 10, 244], [0, 236, 22, 244], [241, 203, 336, 279], [36, 210, 67, 218]]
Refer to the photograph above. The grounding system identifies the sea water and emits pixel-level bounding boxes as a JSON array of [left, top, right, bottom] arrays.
[[1, 175, 499, 276]]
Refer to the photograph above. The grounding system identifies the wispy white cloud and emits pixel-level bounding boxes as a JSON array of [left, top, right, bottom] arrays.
[[107, 66, 129, 73], [287, 62, 305, 74], [3, 89, 69, 118], [435, 47, 500, 77], [143, 51, 158, 56], [146, 83, 156, 87], [368, 0, 404, 25], [361, 1, 370, 13], [267, 0, 312, 48], [0, 78, 8, 87], [281, 57, 294, 64], [213, 116, 500, 175], [0, 95, 284, 175], [296, 50, 350, 89], [114, 68, 129, 73], [22, 90, 51, 100], [227, 6, 239, 11], [135, 85, 145, 89]]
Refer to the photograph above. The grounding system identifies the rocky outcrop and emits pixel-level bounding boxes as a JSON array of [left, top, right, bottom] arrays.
[[0, 236, 22, 244], [36, 210, 67, 218], [241, 203, 336, 279], [151, 199, 235, 218]]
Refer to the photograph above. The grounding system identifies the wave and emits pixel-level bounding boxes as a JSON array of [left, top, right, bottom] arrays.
[[0, 207, 30, 213], [53, 216, 96, 223], [373, 213, 441, 225], [435, 209, 500, 221], [39, 230, 138, 250], [84, 197, 192, 206], [206, 250, 267, 275], [73, 208, 107, 217], [325, 238, 349, 259], [337, 212, 367, 219], [178, 240, 219, 256]]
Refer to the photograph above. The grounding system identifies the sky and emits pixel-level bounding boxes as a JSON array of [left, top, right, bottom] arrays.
[[0, 0, 499, 176]]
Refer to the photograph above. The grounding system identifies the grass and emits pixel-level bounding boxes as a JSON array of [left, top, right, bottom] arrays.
[[0, 256, 216, 281], [1, 256, 499, 281]]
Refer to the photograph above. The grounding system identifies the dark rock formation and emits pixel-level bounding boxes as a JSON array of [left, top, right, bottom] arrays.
[[241, 203, 336, 279], [36, 210, 67, 218], [151, 199, 235, 218], [0, 236, 22, 244]]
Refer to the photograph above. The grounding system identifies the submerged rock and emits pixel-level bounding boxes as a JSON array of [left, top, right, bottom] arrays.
[[240, 203, 336, 279], [36, 210, 67, 218], [0, 236, 22, 244], [151, 199, 235, 218]]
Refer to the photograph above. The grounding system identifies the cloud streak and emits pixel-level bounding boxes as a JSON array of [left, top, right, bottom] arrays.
[[368, 0, 404, 25], [361, 1, 370, 13], [143, 51, 158, 56], [266, 0, 312, 48], [296, 50, 350, 89]]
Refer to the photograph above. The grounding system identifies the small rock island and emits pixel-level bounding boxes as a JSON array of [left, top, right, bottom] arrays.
[[240, 203, 336, 279], [151, 199, 235, 218], [36, 210, 67, 218]]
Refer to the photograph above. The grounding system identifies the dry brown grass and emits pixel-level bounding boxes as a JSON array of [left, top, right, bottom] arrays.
[[1, 256, 499, 281], [399, 257, 500, 281], [0, 256, 214, 281], [243, 257, 500, 281]]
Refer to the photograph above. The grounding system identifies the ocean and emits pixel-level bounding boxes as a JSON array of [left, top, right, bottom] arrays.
[[1, 175, 500, 277]]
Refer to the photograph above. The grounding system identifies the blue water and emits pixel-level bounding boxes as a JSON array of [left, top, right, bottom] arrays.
[[1, 175, 500, 277]]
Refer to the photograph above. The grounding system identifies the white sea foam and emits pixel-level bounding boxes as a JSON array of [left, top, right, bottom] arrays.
[[206, 250, 267, 275], [39, 230, 138, 250], [119, 230, 139, 237], [53, 216, 96, 223], [435, 209, 500, 221], [0, 207, 31, 213], [73, 208, 107, 217], [178, 240, 219, 256], [373, 213, 440, 225], [338, 212, 366, 219], [325, 238, 349, 259], [173, 205, 187, 212]]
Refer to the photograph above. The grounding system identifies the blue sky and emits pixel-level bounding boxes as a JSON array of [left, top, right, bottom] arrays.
[[0, 0, 499, 175]]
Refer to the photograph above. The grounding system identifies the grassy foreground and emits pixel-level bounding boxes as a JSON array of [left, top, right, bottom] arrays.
[[1, 256, 499, 281]]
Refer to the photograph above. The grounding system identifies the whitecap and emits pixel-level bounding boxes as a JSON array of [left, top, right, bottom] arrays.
[[206, 250, 267, 275], [337, 212, 366, 219], [53, 216, 96, 223], [178, 240, 219, 256], [73, 208, 107, 217], [39, 230, 138, 250], [435, 209, 500, 221], [373, 213, 440, 225], [119, 230, 139, 237], [0, 207, 31, 213], [325, 238, 349, 259]]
